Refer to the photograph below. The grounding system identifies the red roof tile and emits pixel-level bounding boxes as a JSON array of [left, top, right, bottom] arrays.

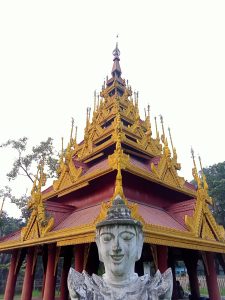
[[138, 203, 188, 231], [52, 204, 101, 231]]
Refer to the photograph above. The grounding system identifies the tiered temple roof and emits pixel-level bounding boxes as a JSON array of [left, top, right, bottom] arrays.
[[1, 44, 225, 254]]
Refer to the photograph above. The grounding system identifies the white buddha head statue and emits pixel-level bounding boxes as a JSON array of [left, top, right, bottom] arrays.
[[96, 195, 143, 284]]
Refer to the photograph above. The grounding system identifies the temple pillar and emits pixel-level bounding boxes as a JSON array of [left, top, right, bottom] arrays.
[[4, 250, 19, 300], [21, 247, 36, 300], [43, 244, 57, 300], [60, 251, 72, 300], [168, 252, 179, 300], [74, 244, 85, 272], [183, 251, 200, 300], [41, 246, 48, 299], [205, 252, 221, 300], [157, 245, 168, 273]]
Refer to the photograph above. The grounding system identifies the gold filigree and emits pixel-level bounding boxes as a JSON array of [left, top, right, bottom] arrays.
[[185, 151, 225, 242], [21, 162, 54, 241], [53, 140, 82, 191], [150, 138, 185, 189]]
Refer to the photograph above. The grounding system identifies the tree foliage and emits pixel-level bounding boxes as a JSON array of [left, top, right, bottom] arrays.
[[203, 161, 225, 226], [0, 137, 59, 218], [0, 137, 58, 182]]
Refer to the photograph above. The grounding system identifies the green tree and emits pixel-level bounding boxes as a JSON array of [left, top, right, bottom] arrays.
[[0, 137, 59, 218], [0, 211, 25, 289], [203, 161, 225, 226]]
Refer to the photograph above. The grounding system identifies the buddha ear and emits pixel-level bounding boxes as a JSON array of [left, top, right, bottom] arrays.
[[136, 232, 144, 261], [96, 236, 103, 262]]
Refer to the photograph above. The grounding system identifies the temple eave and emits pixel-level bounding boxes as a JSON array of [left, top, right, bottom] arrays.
[[1, 224, 225, 254]]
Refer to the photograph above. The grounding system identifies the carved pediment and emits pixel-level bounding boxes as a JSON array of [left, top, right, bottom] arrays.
[[21, 163, 54, 241], [185, 188, 225, 242], [151, 151, 185, 189], [53, 161, 82, 191]]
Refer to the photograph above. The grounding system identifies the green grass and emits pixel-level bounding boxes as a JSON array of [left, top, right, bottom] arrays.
[[198, 287, 225, 296]]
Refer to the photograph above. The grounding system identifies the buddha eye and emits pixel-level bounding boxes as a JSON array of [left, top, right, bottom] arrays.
[[101, 234, 113, 242], [120, 232, 135, 241]]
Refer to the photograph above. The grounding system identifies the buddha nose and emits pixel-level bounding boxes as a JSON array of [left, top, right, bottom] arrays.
[[112, 237, 121, 252]]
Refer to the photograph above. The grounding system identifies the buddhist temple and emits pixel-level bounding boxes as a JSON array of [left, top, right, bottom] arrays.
[[1, 43, 225, 300]]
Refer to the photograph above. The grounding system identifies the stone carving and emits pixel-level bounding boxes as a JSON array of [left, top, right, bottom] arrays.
[[68, 195, 173, 299]]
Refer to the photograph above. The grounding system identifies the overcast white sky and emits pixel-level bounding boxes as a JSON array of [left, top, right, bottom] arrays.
[[1, 1, 225, 217]]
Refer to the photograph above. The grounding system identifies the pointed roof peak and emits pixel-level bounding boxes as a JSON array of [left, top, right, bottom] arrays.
[[111, 42, 122, 78], [112, 42, 120, 60]]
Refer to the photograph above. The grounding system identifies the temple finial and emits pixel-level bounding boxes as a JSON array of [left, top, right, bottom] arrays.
[[147, 104, 150, 118], [112, 37, 122, 78], [94, 90, 96, 112], [160, 115, 165, 143], [86, 107, 91, 126], [70, 117, 74, 143], [168, 127, 177, 158], [61, 137, 64, 157], [198, 155, 208, 191], [154, 116, 160, 141], [191, 147, 202, 189], [97, 94, 100, 109], [75, 126, 78, 142]]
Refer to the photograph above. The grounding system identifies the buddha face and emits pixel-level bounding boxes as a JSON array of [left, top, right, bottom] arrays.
[[96, 225, 143, 282]]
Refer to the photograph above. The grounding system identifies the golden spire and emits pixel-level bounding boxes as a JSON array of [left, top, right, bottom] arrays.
[[191, 148, 202, 189], [86, 107, 89, 126], [97, 94, 100, 110], [168, 127, 177, 158], [70, 117, 74, 144], [75, 126, 78, 143], [94, 90, 97, 112], [163, 138, 171, 159], [154, 116, 160, 141], [147, 104, 150, 118], [134, 91, 139, 106], [198, 155, 208, 191], [160, 115, 165, 143], [56, 137, 64, 178], [146, 104, 152, 138]]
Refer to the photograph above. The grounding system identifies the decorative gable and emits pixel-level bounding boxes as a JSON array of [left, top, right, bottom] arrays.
[[150, 139, 185, 189], [185, 155, 225, 242], [21, 163, 54, 241]]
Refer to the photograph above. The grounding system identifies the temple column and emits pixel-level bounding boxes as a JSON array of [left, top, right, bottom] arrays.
[[168, 251, 179, 300], [205, 252, 221, 300], [184, 252, 200, 299], [74, 244, 85, 272], [21, 247, 36, 300], [157, 245, 168, 273], [60, 251, 72, 300], [43, 244, 57, 300], [41, 246, 48, 298], [4, 250, 19, 300]]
